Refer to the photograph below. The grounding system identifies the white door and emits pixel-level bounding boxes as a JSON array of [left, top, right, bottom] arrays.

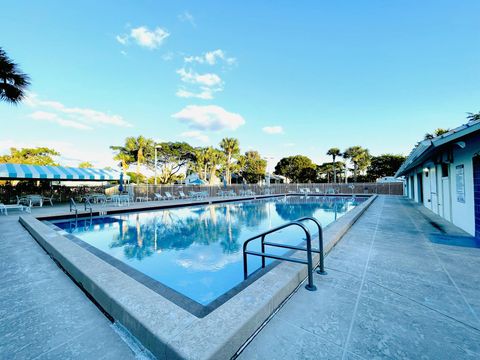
[[423, 171, 431, 208], [442, 177, 451, 221], [430, 167, 438, 214]]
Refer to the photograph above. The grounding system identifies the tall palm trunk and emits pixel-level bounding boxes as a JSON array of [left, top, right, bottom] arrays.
[[333, 155, 337, 183]]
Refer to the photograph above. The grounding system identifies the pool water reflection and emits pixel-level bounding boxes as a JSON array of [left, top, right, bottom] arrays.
[[52, 195, 363, 305]]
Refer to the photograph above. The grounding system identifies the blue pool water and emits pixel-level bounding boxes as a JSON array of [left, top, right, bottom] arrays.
[[52, 196, 363, 306]]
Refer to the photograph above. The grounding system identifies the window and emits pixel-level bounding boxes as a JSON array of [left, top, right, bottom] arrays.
[[441, 163, 449, 177]]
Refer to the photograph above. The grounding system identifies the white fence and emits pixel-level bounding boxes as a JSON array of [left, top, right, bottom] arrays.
[[109, 182, 404, 199]]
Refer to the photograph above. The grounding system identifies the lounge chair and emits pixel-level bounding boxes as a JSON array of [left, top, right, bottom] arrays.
[[42, 195, 54, 206], [178, 191, 188, 199], [164, 192, 177, 200], [154, 193, 164, 201], [315, 188, 321, 193], [0, 203, 31, 215]]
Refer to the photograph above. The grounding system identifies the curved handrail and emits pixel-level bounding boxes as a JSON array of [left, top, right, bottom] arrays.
[[243, 221, 316, 291], [294, 217, 327, 274]]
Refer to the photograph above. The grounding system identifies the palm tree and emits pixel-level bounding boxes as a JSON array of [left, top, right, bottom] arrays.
[[344, 146, 371, 182], [467, 112, 480, 122], [0, 47, 30, 104], [111, 136, 154, 183], [219, 138, 240, 184], [326, 148, 341, 183], [424, 128, 450, 140], [114, 152, 133, 174]]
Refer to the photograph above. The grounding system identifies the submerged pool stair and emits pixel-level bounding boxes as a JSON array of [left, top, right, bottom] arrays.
[[242, 216, 326, 291]]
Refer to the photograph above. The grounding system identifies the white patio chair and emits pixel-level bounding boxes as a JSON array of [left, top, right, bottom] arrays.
[[165, 192, 177, 200]]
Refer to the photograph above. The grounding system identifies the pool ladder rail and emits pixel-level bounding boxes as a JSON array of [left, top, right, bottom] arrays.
[[242, 217, 327, 291], [69, 198, 93, 224]]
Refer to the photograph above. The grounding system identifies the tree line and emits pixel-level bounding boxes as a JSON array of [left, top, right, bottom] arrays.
[[274, 147, 406, 184], [110, 136, 267, 184], [0, 141, 407, 185]]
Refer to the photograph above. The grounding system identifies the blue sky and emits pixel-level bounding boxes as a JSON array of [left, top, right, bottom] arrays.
[[1, 0, 479, 170]]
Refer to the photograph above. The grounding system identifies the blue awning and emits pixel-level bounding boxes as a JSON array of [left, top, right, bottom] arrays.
[[0, 163, 129, 181]]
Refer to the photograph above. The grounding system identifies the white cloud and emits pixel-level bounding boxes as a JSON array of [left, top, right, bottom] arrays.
[[29, 111, 92, 130], [283, 142, 295, 147], [180, 131, 210, 143], [178, 11, 196, 27], [176, 68, 222, 87], [26, 94, 132, 129], [184, 49, 236, 66], [172, 105, 245, 131], [116, 26, 170, 49], [262, 126, 284, 134], [131, 26, 169, 49]]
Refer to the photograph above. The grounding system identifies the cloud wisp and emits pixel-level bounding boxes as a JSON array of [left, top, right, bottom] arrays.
[[262, 126, 284, 134], [180, 130, 210, 143], [178, 11, 196, 27], [184, 49, 236, 66], [172, 105, 245, 131], [25, 94, 132, 130]]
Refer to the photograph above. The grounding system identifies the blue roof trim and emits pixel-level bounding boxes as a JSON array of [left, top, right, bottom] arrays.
[[0, 163, 127, 181]]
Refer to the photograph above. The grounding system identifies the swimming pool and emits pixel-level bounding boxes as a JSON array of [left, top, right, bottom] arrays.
[[50, 195, 363, 312]]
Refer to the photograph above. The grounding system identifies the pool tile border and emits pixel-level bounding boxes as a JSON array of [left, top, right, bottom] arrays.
[[19, 194, 376, 360]]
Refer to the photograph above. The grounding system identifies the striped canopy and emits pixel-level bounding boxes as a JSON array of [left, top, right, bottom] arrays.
[[0, 163, 128, 181]]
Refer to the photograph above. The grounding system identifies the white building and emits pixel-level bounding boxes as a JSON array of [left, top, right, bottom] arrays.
[[396, 119, 480, 236]]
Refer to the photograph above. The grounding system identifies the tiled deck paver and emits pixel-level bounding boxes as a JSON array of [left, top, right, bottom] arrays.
[[0, 215, 137, 359], [239, 196, 480, 359]]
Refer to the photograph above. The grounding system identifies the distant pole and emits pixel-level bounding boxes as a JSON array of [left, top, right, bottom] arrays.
[[154, 146, 158, 186]]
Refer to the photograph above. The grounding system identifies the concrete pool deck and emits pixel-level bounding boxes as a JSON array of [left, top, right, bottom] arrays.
[[1, 195, 479, 359], [238, 196, 480, 359], [0, 214, 138, 359]]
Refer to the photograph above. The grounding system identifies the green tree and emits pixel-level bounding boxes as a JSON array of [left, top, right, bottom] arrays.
[[219, 137, 240, 185], [155, 142, 195, 184], [274, 155, 316, 183], [111, 136, 154, 183], [78, 161, 93, 168], [467, 111, 480, 122], [326, 148, 341, 183], [366, 154, 406, 181], [240, 151, 267, 184], [344, 146, 371, 182], [204, 147, 225, 184], [0, 47, 30, 104], [0, 147, 59, 165], [424, 128, 450, 140]]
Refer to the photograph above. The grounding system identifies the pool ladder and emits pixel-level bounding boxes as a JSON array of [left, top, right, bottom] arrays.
[[69, 198, 93, 227], [242, 217, 327, 291]]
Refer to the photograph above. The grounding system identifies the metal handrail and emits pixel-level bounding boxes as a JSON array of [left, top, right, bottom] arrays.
[[69, 198, 78, 219], [243, 221, 317, 291], [294, 217, 327, 275]]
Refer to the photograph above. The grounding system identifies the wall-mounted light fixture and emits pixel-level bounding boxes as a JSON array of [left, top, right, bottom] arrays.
[[455, 141, 466, 149]]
